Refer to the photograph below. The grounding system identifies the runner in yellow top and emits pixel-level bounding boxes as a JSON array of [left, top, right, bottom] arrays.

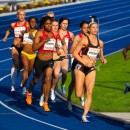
[[21, 16, 38, 94]]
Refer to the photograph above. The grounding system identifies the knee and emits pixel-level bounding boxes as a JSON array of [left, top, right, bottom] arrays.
[[54, 72, 59, 79], [23, 66, 29, 71], [87, 91, 93, 98], [76, 94, 81, 98], [76, 91, 82, 98], [62, 69, 68, 75], [32, 77, 39, 84], [45, 75, 52, 83]]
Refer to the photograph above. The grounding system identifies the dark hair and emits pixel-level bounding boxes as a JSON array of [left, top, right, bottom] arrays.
[[89, 15, 98, 26], [80, 21, 89, 28], [39, 16, 52, 29], [52, 19, 59, 23], [59, 17, 70, 26], [28, 16, 38, 23]]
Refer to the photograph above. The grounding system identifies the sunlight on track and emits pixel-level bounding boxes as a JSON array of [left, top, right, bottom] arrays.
[[0, 101, 68, 130]]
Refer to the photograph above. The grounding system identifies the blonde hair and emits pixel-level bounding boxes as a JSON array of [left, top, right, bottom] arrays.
[[17, 9, 25, 15], [89, 22, 98, 27]]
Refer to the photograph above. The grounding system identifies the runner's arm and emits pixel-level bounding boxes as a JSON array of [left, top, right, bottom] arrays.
[[70, 35, 80, 54], [32, 30, 50, 51], [2, 23, 14, 42], [98, 40, 107, 64]]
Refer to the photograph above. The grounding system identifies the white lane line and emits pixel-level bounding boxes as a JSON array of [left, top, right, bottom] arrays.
[[105, 49, 124, 57], [0, 0, 114, 20], [0, 74, 11, 82], [0, 2, 130, 43], [0, 0, 98, 18], [101, 16, 130, 26], [5, 99, 17, 102], [0, 33, 129, 62], [56, 1, 130, 17], [73, 23, 130, 33], [0, 47, 10, 51], [0, 0, 129, 26], [0, 101, 67, 130], [104, 34, 130, 44], [100, 24, 130, 34], [0, 58, 12, 63]]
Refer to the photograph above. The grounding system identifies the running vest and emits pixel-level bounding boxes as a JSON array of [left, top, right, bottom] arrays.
[[53, 32, 63, 52], [59, 31, 71, 50], [82, 36, 100, 59], [78, 33, 83, 56], [23, 30, 37, 44], [14, 21, 27, 38], [39, 30, 56, 52]]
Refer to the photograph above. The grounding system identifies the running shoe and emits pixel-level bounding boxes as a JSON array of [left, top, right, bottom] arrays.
[[11, 85, 15, 92], [26, 91, 32, 105], [61, 85, 66, 95], [39, 96, 44, 106], [22, 87, 26, 95], [80, 97, 85, 107], [124, 83, 130, 94], [50, 90, 55, 101], [67, 101, 72, 111], [81, 116, 89, 123], [42, 103, 50, 112]]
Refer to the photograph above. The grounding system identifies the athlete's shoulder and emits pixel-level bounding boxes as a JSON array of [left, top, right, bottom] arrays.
[[69, 31, 74, 36], [10, 22, 16, 28], [99, 39, 104, 44], [35, 29, 43, 36]]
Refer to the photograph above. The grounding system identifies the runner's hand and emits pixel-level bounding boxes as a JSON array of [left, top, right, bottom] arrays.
[[2, 37, 7, 42], [101, 58, 107, 64]]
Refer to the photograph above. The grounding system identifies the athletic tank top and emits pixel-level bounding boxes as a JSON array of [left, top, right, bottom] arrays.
[[23, 30, 37, 44], [61, 31, 71, 50], [14, 21, 27, 38], [82, 36, 100, 58], [39, 30, 56, 53], [78, 33, 83, 56], [53, 32, 63, 52]]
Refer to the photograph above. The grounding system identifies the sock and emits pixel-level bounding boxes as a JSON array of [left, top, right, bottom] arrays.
[[11, 67, 17, 86]]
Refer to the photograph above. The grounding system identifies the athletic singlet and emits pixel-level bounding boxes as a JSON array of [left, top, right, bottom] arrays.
[[59, 31, 71, 50], [78, 33, 83, 56], [82, 36, 100, 59], [53, 33, 63, 52], [23, 30, 37, 44], [14, 21, 27, 38], [39, 30, 56, 53]]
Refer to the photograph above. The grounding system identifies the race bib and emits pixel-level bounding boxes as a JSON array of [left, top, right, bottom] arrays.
[[14, 26, 26, 37], [87, 47, 100, 58], [57, 40, 62, 49], [23, 33, 34, 44], [44, 39, 55, 51], [64, 38, 69, 49]]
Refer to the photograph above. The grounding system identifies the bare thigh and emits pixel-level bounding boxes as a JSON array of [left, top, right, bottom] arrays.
[[74, 69, 85, 98]]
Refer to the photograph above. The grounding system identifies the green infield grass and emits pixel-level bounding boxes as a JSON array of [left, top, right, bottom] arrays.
[[58, 50, 130, 112]]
